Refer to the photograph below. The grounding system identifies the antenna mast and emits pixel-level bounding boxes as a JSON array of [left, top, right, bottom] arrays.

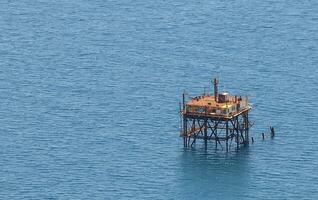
[[213, 78, 219, 102]]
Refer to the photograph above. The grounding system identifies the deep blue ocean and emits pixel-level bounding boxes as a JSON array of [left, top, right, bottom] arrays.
[[1, 0, 318, 199]]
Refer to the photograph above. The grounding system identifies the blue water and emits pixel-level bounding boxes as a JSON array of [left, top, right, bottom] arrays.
[[1, 0, 318, 199]]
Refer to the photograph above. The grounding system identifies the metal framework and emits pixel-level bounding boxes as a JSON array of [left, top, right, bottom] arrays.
[[180, 79, 252, 150], [181, 108, 250, 150]]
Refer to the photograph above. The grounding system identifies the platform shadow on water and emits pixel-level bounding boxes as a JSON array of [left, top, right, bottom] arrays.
[[176, 143, 251, 199]]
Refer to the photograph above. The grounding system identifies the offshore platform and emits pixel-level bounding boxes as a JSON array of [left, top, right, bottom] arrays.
[[180, 78, 252, 150]]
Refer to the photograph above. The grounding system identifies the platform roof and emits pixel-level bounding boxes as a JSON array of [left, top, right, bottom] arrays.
[[186, 95, 236, 109]]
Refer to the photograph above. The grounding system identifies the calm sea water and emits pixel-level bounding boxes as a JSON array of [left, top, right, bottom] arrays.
[[1, 0, 318, 199]]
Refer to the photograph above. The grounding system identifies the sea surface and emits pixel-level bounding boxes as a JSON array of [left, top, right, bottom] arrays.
[[1, 0, 318, 199]]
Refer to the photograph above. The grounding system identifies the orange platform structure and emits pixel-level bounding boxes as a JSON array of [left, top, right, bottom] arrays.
[[180, 78, 252, 150]]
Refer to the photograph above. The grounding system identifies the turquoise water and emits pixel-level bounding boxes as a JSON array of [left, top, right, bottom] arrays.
[[1, 0, 318, 199]]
